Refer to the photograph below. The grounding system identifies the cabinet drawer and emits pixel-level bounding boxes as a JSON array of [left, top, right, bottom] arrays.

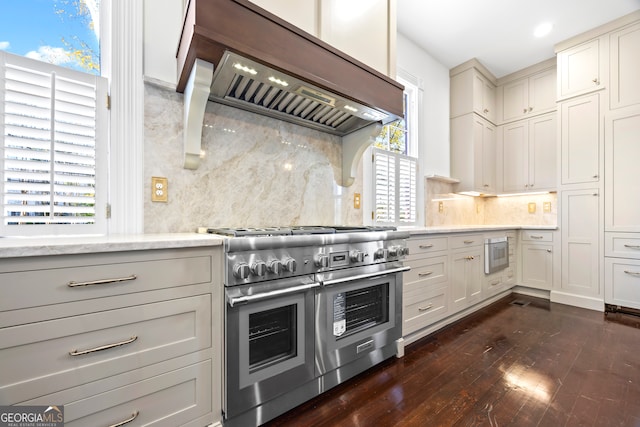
[[407, 236, 448, 258], [606, 233, 640, 259], [521, 230, 553, 242], [403, 286, 448, 335], [0, 252, 212, 312], [404, 255, 448, 290], [450, 234, 483, 249], [25, 359, 212, 427], [605, 257, 640, 310], [0, 294, 211, 403]]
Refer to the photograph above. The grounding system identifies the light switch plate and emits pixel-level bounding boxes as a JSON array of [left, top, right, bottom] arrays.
[[528, 202, 536, 214], [354, 193, 361, 209], [151, 177, 168, 202], [543, 201, 551, 213]]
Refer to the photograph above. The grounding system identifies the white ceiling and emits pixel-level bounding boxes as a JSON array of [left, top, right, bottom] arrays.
[[397, 0, 640, 78]]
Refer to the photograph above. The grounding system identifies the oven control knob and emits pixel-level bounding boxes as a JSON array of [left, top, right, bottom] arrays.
[[283, 257, 297, 273], [315, 253, 329, 268], [251, 260, 267, 276], [350, 250, 365, 263], [388, 246, 399, 257], [233, 263, 250, 280], [374, 248, 388, 260], [402, 247, 410, 256], [268, 260, 283, 275]]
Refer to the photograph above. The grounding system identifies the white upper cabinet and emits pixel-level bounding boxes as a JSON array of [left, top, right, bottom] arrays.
[[501, 68, 556, 123], [557, 38, 605, 100], [450, 61, 497, 124], [610, 21, 640, 110], [247, 0, 318, 35], [500, 113, 556, 193], [320, 0, 396, 77], [560, 93, 601, 185], [450, 113, 496, 194]]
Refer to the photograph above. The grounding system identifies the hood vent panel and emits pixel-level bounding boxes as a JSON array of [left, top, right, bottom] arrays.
[[210, 51, 378, 135]]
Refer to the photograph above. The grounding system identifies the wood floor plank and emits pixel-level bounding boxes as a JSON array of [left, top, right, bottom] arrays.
[[265, 294, 640, 427]]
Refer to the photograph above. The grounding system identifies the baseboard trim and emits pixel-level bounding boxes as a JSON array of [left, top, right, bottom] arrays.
[[550, 290, 604, 312]]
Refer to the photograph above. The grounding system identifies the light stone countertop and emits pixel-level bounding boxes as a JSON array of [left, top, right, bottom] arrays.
[[0, 233, 224, 259], [399, 225, 558, 236]]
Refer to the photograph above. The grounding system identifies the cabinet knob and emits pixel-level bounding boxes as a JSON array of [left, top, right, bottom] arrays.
[[528, 107, 533, 112], [547, 249, 552, 253], [593, 174, 599, 178], [523, 108, 528, 113], [483, 108, 489, 113], [592, 78, 599, 85]]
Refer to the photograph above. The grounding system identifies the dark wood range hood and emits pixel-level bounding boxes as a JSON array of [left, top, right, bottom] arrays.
[[175, 0, 404, 185]]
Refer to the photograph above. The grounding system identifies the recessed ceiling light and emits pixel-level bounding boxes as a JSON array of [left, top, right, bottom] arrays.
[[534, 22, 553, 38]]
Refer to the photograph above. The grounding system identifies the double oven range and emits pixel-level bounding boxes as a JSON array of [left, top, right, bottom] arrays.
[[201, 226, 410, 426]]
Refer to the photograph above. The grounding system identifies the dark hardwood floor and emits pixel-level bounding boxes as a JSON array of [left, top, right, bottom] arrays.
[[265, 294, 640, 427]]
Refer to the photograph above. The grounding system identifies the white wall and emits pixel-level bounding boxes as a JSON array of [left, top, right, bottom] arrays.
[[396, 33, 450, 177]]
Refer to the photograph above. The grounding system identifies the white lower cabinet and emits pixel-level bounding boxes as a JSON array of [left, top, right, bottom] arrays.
[[605, 257, 640, 310], [0, 247, 222, 427], [520, 230, 554, 290], [449, 237, 484, 312]]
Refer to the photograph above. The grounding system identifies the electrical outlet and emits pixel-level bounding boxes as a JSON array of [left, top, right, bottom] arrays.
[[354, 193, 361, 209], [543, 201, 551, 213], [438, 201, 444, 213], [151, 177, 168, 202], [528, 202, 536, 214]]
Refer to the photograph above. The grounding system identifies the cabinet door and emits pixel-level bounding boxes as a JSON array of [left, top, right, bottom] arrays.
[[605, 105, 640, 232], [528, 113, 556, 191], [502, 79, 528, 123], [477, 117, 496, 193], [605, 257, 640, 310], [320, 0, 391, 76], [560, 93, 600, 185], [474, 73, 496, 123], [528, 68, 557, 115], [450, 248, 483, 311], [610, 22, 640, 110], [561, 189, 600, 297], [521, 243, 553, 290], [558, 38, 603, 99], [501, 121, 529, 192]]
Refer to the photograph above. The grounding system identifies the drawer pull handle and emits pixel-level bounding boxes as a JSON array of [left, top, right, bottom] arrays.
[[109, 411, 139, 427], [463, 240, 474, 244], [69, 336, 138, 356], [624, 270, 640, 276], [419, 244, 434, 249], [68, 274, 137, 288], [418, 271, 434, 277], [465, 256, 475, 260], [418, 304, 434, 312], [530, 235, 544, 239], [491, 280, 500, 286], [624, 244, 640, 249]]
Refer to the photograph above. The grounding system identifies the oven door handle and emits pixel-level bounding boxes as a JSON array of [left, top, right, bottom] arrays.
[[321, 266, 410, 286], [227, 282, 321, 307]]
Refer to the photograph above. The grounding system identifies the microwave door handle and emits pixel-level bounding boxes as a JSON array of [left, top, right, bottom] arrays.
[[227, 282, 321, 307], [322, 266, 411, 286]]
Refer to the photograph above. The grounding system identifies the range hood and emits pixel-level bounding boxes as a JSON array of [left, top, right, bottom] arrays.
[[176, 0, 404, 185]]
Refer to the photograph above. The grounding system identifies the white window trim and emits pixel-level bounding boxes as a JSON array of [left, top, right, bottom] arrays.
[[104, 0, 144, 234]]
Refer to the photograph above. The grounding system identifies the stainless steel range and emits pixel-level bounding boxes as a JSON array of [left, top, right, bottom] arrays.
[[199, 226, 410, 426]]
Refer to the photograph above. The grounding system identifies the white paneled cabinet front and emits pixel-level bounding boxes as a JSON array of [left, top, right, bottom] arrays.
[[605, 105, 640, 232], [0, 247, 221, 427], [450, 113, 496, 194], [557, 38, 605, 100], [520, 231, 554, 290], [450, 66, 496, 123], [500, 113, 556, 193], [605, 258, 640, 310], [609, 21, 640, 110], [561, 189, 601, 299], [501, 68, 556, 123], [449, 237, 483, 311], [560, 93, 601, 185]]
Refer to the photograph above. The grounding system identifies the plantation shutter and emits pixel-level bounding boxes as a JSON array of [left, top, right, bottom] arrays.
[[372, 148, 417, 225], [0, 51, 108, 236]]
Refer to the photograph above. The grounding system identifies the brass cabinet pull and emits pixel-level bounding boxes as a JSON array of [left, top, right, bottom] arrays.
[[465, 256, 475, 260], [69, 336, 138, 356], [624, 244, 640, 249], [624, 270, 640, 276], [418, 271, 434, 277], [108, 411, 139, 427], [68, 274, 137, 288], [418, 303, 434, 312], [419, 244, 434, 249]]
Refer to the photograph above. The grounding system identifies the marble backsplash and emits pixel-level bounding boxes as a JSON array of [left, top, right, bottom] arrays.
[[426, 179, 557, 226], [143, 83, 363, 233]]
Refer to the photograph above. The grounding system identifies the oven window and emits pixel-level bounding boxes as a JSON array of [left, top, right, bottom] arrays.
[[339, 283, 389, 339], [249, 305, 297, 371]]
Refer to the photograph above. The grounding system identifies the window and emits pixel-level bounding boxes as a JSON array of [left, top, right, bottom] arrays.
[[368, 75, 419, 226], [0, 51, 108, 236]]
